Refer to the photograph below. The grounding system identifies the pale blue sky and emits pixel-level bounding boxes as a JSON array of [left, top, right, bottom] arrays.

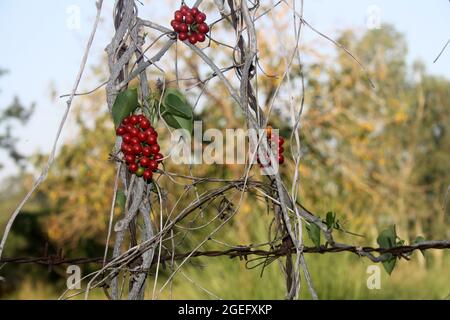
[[0, 0, 449, 179]]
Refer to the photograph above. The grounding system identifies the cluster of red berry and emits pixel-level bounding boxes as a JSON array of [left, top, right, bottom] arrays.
[[257, 127, 286, 167], [171, 5, 209, 44], [116, 115, 164, 181]]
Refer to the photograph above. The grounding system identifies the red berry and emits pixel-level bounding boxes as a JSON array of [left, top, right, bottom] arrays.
[[139, 118, 150, 130], [132, 144, 143, 155], [136, 167, 145, 177], [179, 23, 188, 33], [138, 131, 148, 142], [189, 33, 198, 44], [143, 146, 152, 157], [121, 143, 130, 153], [148, 160, 159, 172], [116, 126, 126, 136], [129, 163, 139, 173], [196, 12, 206, 23], [130, 137, 140, 146], [179, 32, 188, 41], [191, 7, 199, 16], [278, 146, 284, 155], [123, 133, 132, 144], [180, 5, 190, 15], [197, 23, 209, 34], [278, 154, 285, 165], [154, 153, 164, 163], [137, 114, 146, 121], [171, 19, 179, 29], [140, 157, 151, 167], [147, 134, 157, 146], [151, 130, 158, 138], [196, 33, 206, 42], [125, 154, 135, 164], [185, 13, 195, 24], [129, 128, 140, 137], [174, 11, 184, 22], [122, 116, 131, 125], [150, 144, 160, 154], [143, 170, 153, 181], [130, 115, 139, 125], [278, 137, 285, 146], [125, 124, 134, 133]]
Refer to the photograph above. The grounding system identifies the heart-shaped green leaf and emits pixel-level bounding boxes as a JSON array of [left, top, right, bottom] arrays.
[[381, 253, 396, 275], [377, 225, 397, 249], [163, 88, 193, 119], [112, 89, 138, 128], [306, 223, 321, 248], [161, 105, 193, 133]]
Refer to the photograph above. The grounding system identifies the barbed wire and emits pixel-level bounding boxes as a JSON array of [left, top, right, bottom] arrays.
[[2, 240, 448, 266]]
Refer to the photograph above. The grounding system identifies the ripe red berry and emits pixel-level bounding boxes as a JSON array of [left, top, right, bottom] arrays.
[[278, 154, 285, 165], [147, 134, 158, 146], [185, 13, 195, 24], [278, 146, 284, 155], [116, 126, 126, 136], [129, 128, 140, 137], [136, 167, 145, 177], [144, 127, 155, 136], [191, 7, 199, 16], [140, 157, 151, 168], [143, 146, 152, 157], [123, 134, 132, 144], [121, 143, 129, 152], [180, 5, 190, 15], [196, 32, 206, 42], [132, 144, 143, 155], [174, 11, 184, 22], [130, 137, 140, 146], [154, 153, 164, 163], [150, 144, 161, 155], [189, 33, 198, 44], [148, 160, 158, 172], [197, 23, 209, 34], [179, 32, 188, 41], [125, 124, 134, 133], [139, 118, 151, 130], [125, 154, 135, 164], [138, 131, 148, 142], [122, 116, 131, 125], [171, 19, 179, 30], [130, 115, 139, 125], [138, 114, 146, 122], [129, 163, 139, 173], [195, 12, 206, 23], [177, 23, 188, 33], [143, 169, 153, 181], [278, 137, 285, 146]]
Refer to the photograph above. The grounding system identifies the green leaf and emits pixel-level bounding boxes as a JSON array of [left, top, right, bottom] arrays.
[[161, 105, 193, 133], [116, 190, 126, 212], [381, 253, 396, 275], [163, 88, 193, 119], [326, 211, 336, 230], [306, 223, 321, 248], [413, 236, 425, 244], [377, 225, 398, 275], [112, 89, 138, 128], [377, 225, 397, 249]]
